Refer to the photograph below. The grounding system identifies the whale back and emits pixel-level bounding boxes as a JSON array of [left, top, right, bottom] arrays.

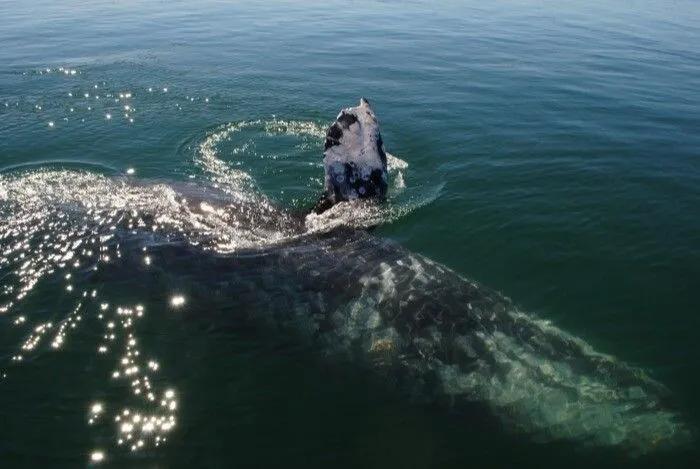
[[0, 166, 694, 457], [314, 98, 388, 213]]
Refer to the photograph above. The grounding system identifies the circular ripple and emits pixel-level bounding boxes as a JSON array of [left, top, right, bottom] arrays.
[[192, 118, 443, 231]]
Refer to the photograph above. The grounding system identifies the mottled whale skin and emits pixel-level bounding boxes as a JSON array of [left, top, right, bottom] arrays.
[[132, 227, 689, 457], [0, 100, 693, 458], [313, 98, 388, 214]]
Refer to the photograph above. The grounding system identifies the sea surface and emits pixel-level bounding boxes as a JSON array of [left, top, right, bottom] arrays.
[[1, 0, 699, 467]]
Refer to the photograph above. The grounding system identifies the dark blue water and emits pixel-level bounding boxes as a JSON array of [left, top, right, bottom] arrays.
[[1, 0, 699, 467]]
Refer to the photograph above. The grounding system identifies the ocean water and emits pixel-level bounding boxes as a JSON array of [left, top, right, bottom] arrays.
[[1, 0, 699, 467]]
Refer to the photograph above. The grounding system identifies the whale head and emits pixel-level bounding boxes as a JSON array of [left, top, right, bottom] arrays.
[[313, 98, 389, 214]]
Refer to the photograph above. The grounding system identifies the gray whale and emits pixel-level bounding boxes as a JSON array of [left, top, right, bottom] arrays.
[[0, 101, 693, 458], [120, 226, 690, 457]]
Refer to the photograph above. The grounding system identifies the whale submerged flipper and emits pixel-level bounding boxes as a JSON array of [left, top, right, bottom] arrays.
[[313, 98, 388, 214]]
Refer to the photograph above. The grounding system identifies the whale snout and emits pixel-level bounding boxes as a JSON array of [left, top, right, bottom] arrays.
[[314, 98, 388, 214]]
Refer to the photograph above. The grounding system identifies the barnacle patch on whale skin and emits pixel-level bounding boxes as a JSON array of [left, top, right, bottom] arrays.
[[326, 161, 386, 202], [370, 338, 395, 356]]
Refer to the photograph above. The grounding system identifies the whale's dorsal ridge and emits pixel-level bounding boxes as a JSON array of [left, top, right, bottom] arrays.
[[314, 98, 388, 214]]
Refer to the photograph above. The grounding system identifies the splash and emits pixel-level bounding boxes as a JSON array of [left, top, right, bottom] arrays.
[[194, 118, 438, 233]]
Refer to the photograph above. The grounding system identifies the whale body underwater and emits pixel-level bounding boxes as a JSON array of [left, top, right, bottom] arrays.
[[0, 99, 694, 458]]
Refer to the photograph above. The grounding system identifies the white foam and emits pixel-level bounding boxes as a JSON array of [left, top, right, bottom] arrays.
[[195, 119, 428, 235]]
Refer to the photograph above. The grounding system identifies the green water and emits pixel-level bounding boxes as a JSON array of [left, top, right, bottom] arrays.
[[1, 0, 699, 467]]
